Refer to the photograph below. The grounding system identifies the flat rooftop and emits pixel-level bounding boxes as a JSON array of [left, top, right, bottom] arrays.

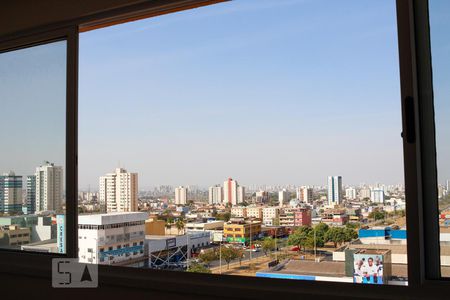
[[78, 212, 148, 225]]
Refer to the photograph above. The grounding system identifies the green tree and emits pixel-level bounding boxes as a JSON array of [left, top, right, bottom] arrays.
[[175, 218, 185, 234], [198, 249, 217, 267], [288, 226, 312, 252], [325, 227, 346, 248], [187, 262, 211, 274], [344, 227, 358, 242], [369, 211, 385, 221], [261, 237, 276, 256], [220, 246, 239, 269]]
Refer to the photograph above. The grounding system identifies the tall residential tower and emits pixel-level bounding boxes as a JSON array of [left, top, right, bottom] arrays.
[[99, 168, 138, 213]]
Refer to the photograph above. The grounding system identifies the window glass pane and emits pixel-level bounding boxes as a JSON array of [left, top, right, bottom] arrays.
[[0, 40, 66, 253], [429, 0, 450, 278], [79, 0, 407, 284]]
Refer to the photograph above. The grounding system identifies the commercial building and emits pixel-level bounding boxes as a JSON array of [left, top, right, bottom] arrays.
[[327, 176, 343, 206], [208, 185, 223, 205], [78, 212, 147, 265], [223, 219, 262, 244], [99, 168, 138, 213], [175, 186, 188, 205], [146, 231, 210, 269], [0, 171, 23, 213]]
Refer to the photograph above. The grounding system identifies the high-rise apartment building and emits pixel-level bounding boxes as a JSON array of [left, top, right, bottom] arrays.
[[175, 186, 188, 205], [0, 171, 23, 213], [345, 187, 357, 200], [35, 162, 63, 212], [298, 186, 313, 203], [327, 176, 342, 206], [223, 178, 244, 205], [237, 186, 245, 204], [278, 189, 289, 207], [208, 185, 223, 205], [99, 168, 138, 213], [370, 189, 385, 204], [26, 175, 36, 214]]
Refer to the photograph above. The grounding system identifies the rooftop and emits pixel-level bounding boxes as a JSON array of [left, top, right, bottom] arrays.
[[78, 212, 148, 225]]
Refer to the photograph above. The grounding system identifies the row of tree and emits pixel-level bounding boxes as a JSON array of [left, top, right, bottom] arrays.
[[287, 223, 358, 252]]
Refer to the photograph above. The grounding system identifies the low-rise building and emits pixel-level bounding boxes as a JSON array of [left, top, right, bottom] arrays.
[[78, 212, 148, 265], [223, 219, 262, 244], [262, 207, 280, 226], [0, 225, 31, 248]]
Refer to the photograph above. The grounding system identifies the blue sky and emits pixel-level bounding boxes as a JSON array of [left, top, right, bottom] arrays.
[[0, 41, 66, 178], [78, 0, 404, 190], [430, 0, 450, 186]]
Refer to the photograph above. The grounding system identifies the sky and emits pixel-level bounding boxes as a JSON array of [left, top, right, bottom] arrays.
[[0, 0, 409, 190], [429, 0, 450, 186], [77, 0, 404, 190], [0, 41, 66, 179]]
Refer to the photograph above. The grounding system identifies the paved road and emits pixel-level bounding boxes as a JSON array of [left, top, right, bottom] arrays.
[[209, 250, 267, 268]]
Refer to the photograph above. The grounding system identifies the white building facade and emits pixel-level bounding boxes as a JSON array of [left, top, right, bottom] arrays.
[[175, 186, 188, 205], [35, 162, 63, 212], [99, 168, 138, 213], [78, 212, 147, 265], [327, 176, 343, 206]]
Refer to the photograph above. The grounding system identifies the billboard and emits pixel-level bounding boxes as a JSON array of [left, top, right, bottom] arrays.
[[56, 214, 65, 254], [353, 253, 385, 284]]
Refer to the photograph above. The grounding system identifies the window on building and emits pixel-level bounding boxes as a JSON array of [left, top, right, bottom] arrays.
[[0, 40, 66, 253], [75, 0, 408, 286], [429, 0, 450, 278]]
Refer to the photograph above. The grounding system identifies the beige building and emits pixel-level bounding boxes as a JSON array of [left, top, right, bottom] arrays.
[[0, 225, 31, 248], [145, 216, 166, 235], [231, 207, 247, 218], [99, 168, 138, 213], [247, 206, 263, 219], [175, 186, 188, 205], [35, 161, 63, 212]]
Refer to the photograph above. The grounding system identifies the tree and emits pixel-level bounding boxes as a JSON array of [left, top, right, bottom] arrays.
[[187, 262, 211, 274], [198, 249, 217, 267], [220, 246, 239, 269], [288, 226, 312, 252], [344, 227, 358, 242], [175, 218, 185, 234], [325, 227, 346, 248], [236, 248, 245, 266], [261, 237, 276, 256], [369, 211, 385, 221]]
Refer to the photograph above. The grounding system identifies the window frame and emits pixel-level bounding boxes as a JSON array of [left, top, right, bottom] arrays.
[[0, 0, 449, 299], [0, 26, 78, 270]]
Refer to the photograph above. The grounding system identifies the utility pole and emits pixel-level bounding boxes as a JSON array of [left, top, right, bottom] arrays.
[[249, 220, 252, 261], [219, 240, 222, 274], [314, 227, 317, 262]]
